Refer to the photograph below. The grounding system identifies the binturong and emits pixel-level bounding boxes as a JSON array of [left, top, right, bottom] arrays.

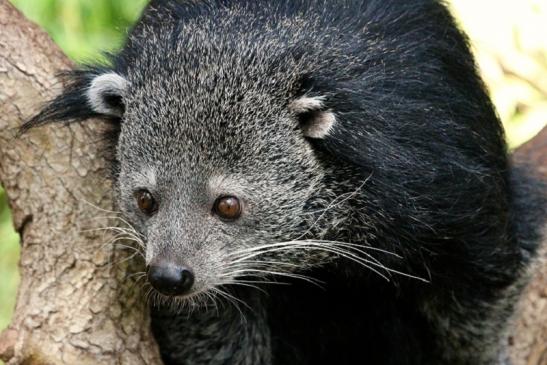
[[24, 0, 546, 364]]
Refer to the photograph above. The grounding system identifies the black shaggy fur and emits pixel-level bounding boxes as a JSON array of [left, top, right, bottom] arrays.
[[24, 1, 545, 364]]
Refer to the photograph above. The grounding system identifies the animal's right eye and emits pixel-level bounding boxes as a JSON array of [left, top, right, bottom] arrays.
[[134, 190, 158, 215], [213, 196, 242, 221]]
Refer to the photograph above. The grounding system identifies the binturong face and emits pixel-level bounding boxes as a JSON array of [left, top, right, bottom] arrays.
[[86, 54, 341, 302], [116, 88, 337, 300]]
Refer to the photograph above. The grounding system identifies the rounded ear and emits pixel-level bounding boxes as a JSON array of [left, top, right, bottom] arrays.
[[87, 72, 129, 117], [289, 95, 337, 139]]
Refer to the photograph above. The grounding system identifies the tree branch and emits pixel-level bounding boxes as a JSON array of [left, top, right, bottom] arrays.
[[0, 1, 162, 363], [508, 128, 547, 365]]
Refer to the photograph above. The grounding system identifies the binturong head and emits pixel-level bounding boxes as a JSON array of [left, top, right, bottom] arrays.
[[110, 62, 337, 299], [23, 1, 514, 304], [75, 66, 338, 300], [24, 3, 344, 301]]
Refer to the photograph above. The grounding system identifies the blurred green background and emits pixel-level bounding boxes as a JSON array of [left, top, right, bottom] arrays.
[[0, 0, 546, 357]]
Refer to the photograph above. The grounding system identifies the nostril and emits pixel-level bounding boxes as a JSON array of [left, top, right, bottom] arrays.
[[147, 263, 195, 297], [179, 267, 194, 291]]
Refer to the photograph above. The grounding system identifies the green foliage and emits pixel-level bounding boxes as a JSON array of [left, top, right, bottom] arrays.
[[9, 0, 148, 61]]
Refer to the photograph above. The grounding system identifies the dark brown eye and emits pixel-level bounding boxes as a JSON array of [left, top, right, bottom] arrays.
[[213, 196, 242, 221], [134, 190, 157, 215]]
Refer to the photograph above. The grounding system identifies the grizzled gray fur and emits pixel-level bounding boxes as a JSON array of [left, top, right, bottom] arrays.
[[26, 0, 546, 364]]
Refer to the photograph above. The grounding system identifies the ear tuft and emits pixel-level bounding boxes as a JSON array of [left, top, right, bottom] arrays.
[[289, 95, 336, 139], [87, 73, 129, 117]]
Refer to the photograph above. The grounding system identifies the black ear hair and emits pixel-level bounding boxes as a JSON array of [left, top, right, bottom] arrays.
[[20, 69, 128, 134]]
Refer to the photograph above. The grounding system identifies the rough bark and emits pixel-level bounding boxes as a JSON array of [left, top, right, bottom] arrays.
[[508, 128, 547, 365], [0, 1, 545, 364], [0, 1, 162, 364]]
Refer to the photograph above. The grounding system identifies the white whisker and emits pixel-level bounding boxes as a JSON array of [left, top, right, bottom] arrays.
[[224, 239, 427, 283], [296, 173, 372, 238]]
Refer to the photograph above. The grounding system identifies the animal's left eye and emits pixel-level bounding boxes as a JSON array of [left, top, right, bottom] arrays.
[[134, 189, 158, 216], [213, 196, 242, 221]]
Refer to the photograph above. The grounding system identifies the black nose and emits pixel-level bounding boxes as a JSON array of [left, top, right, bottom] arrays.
[[147, 262, 195, 296]]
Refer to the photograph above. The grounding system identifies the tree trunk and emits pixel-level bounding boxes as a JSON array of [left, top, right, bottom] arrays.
[[0, 1, 162, 364], [509, 128, 547, 365], [0, 1, 544, 364]]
